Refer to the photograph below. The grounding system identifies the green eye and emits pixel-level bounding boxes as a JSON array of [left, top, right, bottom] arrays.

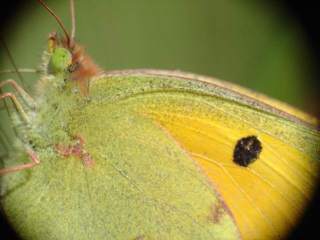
[[49, 47, 72, 74]]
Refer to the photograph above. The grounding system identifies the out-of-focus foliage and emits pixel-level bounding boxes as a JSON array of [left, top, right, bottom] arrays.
[[0, 0, 315, 108]]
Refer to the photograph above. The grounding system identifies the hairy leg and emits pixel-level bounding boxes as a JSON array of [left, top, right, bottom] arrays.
[[0, 149, 40, 175], [0, 79, 36, 109], [0, 91, 39, 175], [0, 92, 30, 123]]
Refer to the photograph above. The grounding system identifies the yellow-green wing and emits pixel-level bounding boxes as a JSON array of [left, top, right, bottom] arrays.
[[1, 70, 318, 239], [1, 71, 244, 239], [94, 70, 320, 239]]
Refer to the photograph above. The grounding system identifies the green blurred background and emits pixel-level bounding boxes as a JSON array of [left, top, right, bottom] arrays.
[[0, 0, 318, 139], [0, 0, 317, 108], [0, 0, 318, 140]]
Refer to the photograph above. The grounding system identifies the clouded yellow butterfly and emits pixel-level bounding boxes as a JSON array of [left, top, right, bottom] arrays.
[[0, 1, 319, 239]]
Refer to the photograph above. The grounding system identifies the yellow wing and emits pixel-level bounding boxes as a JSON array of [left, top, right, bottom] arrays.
[[147, 107, 318, 239], [115, 69, 320, 239]]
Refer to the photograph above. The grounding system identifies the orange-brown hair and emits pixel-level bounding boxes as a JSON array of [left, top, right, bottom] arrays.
[[63, 39, 102, 96]]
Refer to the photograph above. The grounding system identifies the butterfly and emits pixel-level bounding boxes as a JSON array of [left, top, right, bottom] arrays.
[[0, 1, 319, 239]]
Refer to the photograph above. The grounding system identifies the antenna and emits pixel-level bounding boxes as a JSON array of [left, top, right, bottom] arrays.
[[70, 0, 76, 47], [37, 0, 71, 47], [0, 37, 26, 89]]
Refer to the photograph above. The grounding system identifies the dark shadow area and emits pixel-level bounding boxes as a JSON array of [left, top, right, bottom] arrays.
[[0, 211, 20, 240], [282, 0, 320, 118], [0, 1, 23, 238], [280, 1, 320, 239]]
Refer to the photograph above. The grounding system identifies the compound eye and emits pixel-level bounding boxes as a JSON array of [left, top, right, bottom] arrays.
[[49, 47, 72, 74]]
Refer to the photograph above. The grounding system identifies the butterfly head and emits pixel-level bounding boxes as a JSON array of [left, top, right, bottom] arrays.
[[40, 0, 101, 96], [47, 28, 102, 95], [47, 32, 72, 75]]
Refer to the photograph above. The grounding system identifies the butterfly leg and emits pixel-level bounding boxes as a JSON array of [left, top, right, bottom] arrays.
[[0, 92, 30, 123], [0, 79, 36, 109], [0, 128, 10, 159], [0, 92, 39, 175], [0, 149, 40, 175]]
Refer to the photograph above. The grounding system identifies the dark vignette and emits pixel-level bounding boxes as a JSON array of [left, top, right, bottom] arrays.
[[281, 1, 320, 239]]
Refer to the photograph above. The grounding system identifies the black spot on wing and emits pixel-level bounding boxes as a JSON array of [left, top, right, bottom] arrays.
[[233, 136, 262, 167]]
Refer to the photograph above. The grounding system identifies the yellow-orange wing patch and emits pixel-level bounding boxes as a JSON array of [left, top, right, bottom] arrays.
[[143, 97, 319, 240]]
